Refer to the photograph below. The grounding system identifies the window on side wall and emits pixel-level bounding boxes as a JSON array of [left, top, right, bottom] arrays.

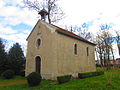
[[86, 47, 89, 56], [74, 44, 77, 55]]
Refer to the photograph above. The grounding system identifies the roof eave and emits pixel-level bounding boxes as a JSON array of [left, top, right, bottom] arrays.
[[56, 29, 96, 46], [26, 20, 40, 41]]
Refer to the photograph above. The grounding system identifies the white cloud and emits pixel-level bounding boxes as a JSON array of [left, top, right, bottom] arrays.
[[0, 27, 28, 45], [0, 26, 17, 34], [0, 6, 18, 17], [0, 1, 5, 8], [58, 0, 120, 28], [23, 29, 31, 34], [0, 0, 38, 26], [1, 0, 24, 6]]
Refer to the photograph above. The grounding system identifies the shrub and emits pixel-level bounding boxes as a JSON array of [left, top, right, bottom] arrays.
[[26, 72, 42, 87], [57, 75, 72, 84], [96, 64, 101, 67], [78, 71, 104, 79], [20, 70, 25, 77], [1, 69, 15, 79]]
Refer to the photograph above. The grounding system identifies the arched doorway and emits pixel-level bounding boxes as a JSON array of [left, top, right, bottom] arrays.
[[35, 56, 41, 73]]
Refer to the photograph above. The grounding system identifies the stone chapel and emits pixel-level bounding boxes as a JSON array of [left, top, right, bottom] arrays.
[[25, 9, 96, 80]]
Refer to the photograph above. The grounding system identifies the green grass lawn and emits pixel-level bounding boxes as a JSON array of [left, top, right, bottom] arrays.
[[0, 69, 120, 90]]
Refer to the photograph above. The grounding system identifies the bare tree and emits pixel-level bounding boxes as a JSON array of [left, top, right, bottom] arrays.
[[95, 30, 114, 68], [68, 23, 93, 41], [23, 0, 64, 24], [95, 34, 104, 66], [115, 31, 120, 56]]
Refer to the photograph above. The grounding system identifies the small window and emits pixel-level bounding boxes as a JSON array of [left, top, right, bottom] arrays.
[[86, 47, 89, 56], [36, 39, 41, 47], [74, 44, 77, 55]]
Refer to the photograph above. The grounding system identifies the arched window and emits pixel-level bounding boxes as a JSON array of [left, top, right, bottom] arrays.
[[86, 47, 89, 56], [74, 44, 77, 55], [36, 39, 41, 47]]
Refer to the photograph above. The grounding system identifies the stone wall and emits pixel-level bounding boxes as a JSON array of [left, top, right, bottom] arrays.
[[55, 32, 96, 78]]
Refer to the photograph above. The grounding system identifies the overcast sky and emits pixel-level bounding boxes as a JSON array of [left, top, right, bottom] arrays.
[[0, 0, 120, 57]]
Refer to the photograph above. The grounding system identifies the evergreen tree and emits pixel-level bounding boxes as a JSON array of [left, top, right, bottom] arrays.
[[8, 43, 25, 74], [0, 38, 7, 74]]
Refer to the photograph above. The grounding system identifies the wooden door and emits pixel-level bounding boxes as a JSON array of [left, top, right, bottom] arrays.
[[35, 56, 41, 73]]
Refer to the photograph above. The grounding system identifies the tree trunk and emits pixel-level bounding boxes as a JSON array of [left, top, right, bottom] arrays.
[[48, 13, 51, 24], [117, 43, 120, 56], [111, 47, 114, 60]]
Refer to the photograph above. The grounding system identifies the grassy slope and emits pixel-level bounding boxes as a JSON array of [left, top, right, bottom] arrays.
[[0, 69, 120, 90], [0, 76, 25, 83]]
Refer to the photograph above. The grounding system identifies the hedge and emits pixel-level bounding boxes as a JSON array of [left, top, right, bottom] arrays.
[[57, 75, 72, 84], [1, 69, 15, 79], [78, 71, 104, 79]]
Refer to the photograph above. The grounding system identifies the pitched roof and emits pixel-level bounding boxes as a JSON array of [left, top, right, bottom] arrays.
[[27, 20, 96, 46], [52, 25, 96, 46]]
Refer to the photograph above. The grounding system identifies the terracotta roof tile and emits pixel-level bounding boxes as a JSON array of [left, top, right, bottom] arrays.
[[53, 25, 96, 46]]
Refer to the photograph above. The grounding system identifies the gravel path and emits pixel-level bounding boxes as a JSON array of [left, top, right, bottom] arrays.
[[0, 80, 27, 86]]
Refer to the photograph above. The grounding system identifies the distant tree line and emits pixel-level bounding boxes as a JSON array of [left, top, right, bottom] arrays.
[[94, 24, 120, 69], [0, 38, 25, 75]]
